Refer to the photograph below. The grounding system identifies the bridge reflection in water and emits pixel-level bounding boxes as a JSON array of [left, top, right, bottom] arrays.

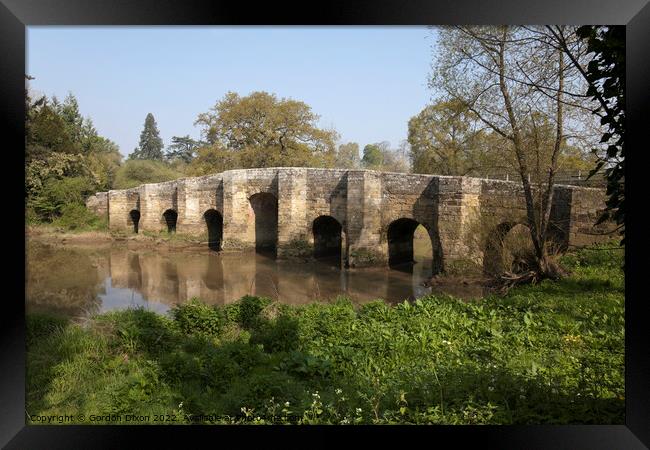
[[26, 238, 486, 318]]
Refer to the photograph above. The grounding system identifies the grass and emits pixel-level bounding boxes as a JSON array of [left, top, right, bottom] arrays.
[[25, 243, 624, 425]]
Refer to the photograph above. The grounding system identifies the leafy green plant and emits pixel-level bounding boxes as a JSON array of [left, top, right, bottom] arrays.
[[25, 243, 624, 425]]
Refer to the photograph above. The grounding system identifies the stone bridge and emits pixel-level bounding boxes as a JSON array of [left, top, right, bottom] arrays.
[[86, 167, 614, 273]]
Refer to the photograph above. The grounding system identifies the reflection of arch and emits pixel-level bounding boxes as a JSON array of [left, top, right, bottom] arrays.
[[203, 209, 223, 251], [203, 253, 224, 291], [312, 215, 342, 261], [249, 193, 278, 254], [129, 210, 140, 234], [483, 222, 531, 275], [162, 209, 178, 233], [127, 252, 142, 289]]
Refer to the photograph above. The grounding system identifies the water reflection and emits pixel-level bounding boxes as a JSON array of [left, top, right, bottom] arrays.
[[26, 241, 487, 318]]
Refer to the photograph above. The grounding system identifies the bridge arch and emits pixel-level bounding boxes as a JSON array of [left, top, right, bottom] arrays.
[[483, 221, 534, 275], [203, 209, 223, 251], [312, 215, 343, 262], [387, 218, 441, 274], [249, 192, 278, 254], [128, 210, 140, 234], [162, 209, 178, 233]]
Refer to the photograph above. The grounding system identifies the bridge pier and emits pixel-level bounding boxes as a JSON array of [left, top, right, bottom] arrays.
[[277, 168, 311, 258], [436, 177, 483, 272], [222, 170, 256, 250], [346, 170, 386, 267]]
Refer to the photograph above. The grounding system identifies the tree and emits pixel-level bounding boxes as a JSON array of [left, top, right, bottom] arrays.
[[186, 144, 241, 176], [408, 99, 492, 175], [361, 141, 410, 172], [131, 113, 164, 160], [361, 143, 385, 169], [335, 142, 361, 169], [431, 26, 598, 279], [550, 25, 625, 244], [165, 135, 204, 163], [57, 93, 84, 144], [113, 159, 182, 189], [194, 91, 338, 169], [25, 84, 124, 222], [382, 141, 411, 173], [27, 101, 80, 159]]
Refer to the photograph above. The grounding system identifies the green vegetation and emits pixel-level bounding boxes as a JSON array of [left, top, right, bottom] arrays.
[[25, 89, 121, 230], [574, 26, 625, 242], [188, 91, 339, 174], [280, 239, 313, 258], [113, 160, 183, 190], [26, 244, 623, 425], [130, 113, 164, 161]]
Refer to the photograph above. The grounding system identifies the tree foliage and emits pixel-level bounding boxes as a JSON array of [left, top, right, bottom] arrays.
[[568, 26, 625, 243], [113, 159, 183, 190], [335, 142, 361, 169], [165, 135, 204, 163], [408, 99, 499, 175], [131, 113, 164, 161], [25, 84, 122, 224], [361, 141, 410, 173], [190, 91, 338, 172], [361, 143, 384, 170]]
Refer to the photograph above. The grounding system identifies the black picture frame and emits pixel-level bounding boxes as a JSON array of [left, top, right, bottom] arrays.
[[1, 1, 648, 448]]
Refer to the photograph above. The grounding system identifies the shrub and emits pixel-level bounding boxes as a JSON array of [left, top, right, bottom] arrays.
[[26, 313, 69, 347], [113, 159, 182, 189], [51, 203, 106, 231], [250, 314, 300, 353], [29, 176, 95, 221], [172, 299, 225, 339], [108, 308, 176, 355], [225, 296, 274, 329]]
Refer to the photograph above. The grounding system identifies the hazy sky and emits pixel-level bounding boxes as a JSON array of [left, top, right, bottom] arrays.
[[27, 26, 437, 158]]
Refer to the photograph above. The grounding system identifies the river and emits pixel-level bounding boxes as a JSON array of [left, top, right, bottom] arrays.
[[26, 235, 487, 318]]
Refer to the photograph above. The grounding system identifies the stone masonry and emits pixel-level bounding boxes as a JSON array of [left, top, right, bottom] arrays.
[[86, 167, 616, 272]]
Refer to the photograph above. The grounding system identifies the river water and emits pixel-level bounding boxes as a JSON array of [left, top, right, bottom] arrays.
[[26, 238, 486, 318]]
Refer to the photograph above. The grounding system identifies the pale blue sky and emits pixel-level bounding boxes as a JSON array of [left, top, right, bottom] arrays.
[[27, 27, 437, 158]]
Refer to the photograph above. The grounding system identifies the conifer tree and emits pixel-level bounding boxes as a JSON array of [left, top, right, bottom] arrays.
[[131, 113, 164, 160]]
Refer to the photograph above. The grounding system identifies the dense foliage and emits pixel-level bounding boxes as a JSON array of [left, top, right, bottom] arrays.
[[26, 244, 624, 425], [188, 91, 339, 173], [408, 100, 598, 177], [130, 113, 164, 161], [574, 26, 625, 243], [25, 90, 121, 228], [113, 159, 183, 190]]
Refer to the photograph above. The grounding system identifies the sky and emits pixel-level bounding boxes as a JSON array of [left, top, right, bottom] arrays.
[[27, 26, 437, 158]]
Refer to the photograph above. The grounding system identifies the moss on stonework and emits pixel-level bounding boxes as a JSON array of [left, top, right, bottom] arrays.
[[278, 239, 313, 258], [221, 239, 253, 251], [349, 248, 385, 267]]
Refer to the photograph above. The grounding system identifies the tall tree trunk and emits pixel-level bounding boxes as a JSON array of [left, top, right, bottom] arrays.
[[538, 46, 565, 274], [496, 27, 545, 265]]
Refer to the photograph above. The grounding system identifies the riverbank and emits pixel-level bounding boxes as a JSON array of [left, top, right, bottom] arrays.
[[26, 224, 213, 252], [26, 243, 624, 425]]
